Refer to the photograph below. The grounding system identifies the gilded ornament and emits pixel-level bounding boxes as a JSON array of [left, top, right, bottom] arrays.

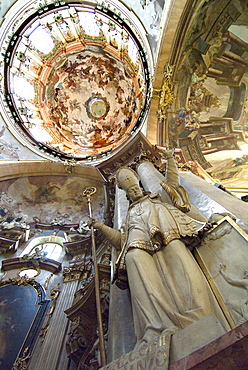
[[39, 286, 60, 341], [63, 260, 90, 282], [160, 181, 191, 213], [153, 63, 175, 121], [9, 275, 34, 286], [12, 346, 31, 370], [44, 273, 53, 290], [64, 159, 77, 174]]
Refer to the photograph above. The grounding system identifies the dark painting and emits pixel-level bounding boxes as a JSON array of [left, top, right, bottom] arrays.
[[0, 284, 40, 369]]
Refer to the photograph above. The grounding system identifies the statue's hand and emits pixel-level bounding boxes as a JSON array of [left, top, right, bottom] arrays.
[[164, 148, 175, 158], [156, 146, 175, 158], [151, 231, 164, 248], [219, 263, 226, 273], [87, 217, 102, 229], [208, 213, 225, 224]]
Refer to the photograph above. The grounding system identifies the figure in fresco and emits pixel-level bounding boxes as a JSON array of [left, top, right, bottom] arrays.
[[140, 0, 165, 29], [0, 126, 19, 159], [89, 150, 229, 347]]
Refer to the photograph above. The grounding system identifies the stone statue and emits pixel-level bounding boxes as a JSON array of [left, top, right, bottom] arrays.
[[220, 264, 248, 324], [89, 150, 229, 347], [22, 246, 47, 267]]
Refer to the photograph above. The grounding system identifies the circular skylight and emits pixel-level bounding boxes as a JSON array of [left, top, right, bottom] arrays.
[[1, 1, 152, 161]]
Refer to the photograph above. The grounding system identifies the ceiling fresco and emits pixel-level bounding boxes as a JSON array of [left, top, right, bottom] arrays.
[[0, 0, 247, 196], [0, 175, 105, 225], [124, 0, 166, 52], [2, 1, 152, 161], [157, 0, 248, 196], [41, 47, 141, 156]]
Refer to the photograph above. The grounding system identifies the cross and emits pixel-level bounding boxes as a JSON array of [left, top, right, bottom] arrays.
[[185, 224, 197, 232]]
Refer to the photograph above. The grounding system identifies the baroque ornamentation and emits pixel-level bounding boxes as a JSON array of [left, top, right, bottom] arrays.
[[1, 1, 152, 161], [4, 275, 34, 286], [39, 287, 61, 341], [63, 260, 92, 283], [66, 316, 89, 364], [63, 158, 77, 174], [44, 273, 53, 290], [12, 346, 31, 370], [0, 276, 45, 312], [22, 246, 47, 268], [153, 63, 175, 122], [189, 77, 220, 114]]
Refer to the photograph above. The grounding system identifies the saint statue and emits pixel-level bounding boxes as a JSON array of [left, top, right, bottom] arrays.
[[90, 150, 229, 347]]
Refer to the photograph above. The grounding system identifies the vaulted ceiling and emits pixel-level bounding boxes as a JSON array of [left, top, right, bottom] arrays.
[[0, 0, 247, 197]]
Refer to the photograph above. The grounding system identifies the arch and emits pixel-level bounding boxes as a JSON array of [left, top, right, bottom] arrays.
[[20, 235, 65, 257], [224, 82, 247, 121]]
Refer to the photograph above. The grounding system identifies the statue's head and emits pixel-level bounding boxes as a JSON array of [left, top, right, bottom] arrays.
[[116, 167, 143, 201]]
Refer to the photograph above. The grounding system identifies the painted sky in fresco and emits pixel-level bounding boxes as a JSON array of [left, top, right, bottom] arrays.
[[124, 0, 166, 53], [0, 176, 105, 224]]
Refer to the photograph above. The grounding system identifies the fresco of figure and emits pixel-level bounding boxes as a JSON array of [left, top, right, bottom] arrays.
[[89, 151, 229, 347]]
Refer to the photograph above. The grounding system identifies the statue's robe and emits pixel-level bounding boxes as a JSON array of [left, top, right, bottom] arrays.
[[114, 194, 229, 343]]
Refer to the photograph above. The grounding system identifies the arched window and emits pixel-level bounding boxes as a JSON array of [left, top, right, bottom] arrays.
[[20, 236, 65, 262], [19, 268, 39, 278], [35, 242, 62, 260]]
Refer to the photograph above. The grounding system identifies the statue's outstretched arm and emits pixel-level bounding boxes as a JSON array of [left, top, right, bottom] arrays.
[[165, 149, 179, 187], [88, 218, 122, 251], [159, 148, 191, 212]]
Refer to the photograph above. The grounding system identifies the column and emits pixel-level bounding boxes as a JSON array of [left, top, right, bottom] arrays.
[[136, 160, 170, 200], [107, 186, 136, 363], [180, 171, 248, 229], [137, 160, 207, 221], [34, 280, 79, 370]]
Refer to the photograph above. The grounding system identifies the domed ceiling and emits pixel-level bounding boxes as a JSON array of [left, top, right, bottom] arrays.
[[34, 46, 141, 156], [2, 2, 152, 161]]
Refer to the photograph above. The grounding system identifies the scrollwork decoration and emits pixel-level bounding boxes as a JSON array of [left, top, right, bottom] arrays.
[[63, 260, 92, 282], [12, 346, 31, 370], [39, 286, 60, 341], [153, 63, 175, 122], [4, 275, 34, 286]]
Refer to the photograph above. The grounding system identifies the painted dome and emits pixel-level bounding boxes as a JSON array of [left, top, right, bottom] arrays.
[[2, 2, 152, 161], [41, 47, 142, 156]]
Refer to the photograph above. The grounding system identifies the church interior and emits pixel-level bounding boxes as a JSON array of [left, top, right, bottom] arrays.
[[0, 0, 248, 369]]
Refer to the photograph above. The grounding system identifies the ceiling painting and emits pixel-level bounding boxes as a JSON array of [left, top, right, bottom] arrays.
[[0, 0, 246, 197], [124, 0, 167, 53], [0, 125, 42, 161], [41, 48, 141, 156], [1, 1, 153, 161], [163, 0, 248, 196], [0, 175, 105, 225]]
